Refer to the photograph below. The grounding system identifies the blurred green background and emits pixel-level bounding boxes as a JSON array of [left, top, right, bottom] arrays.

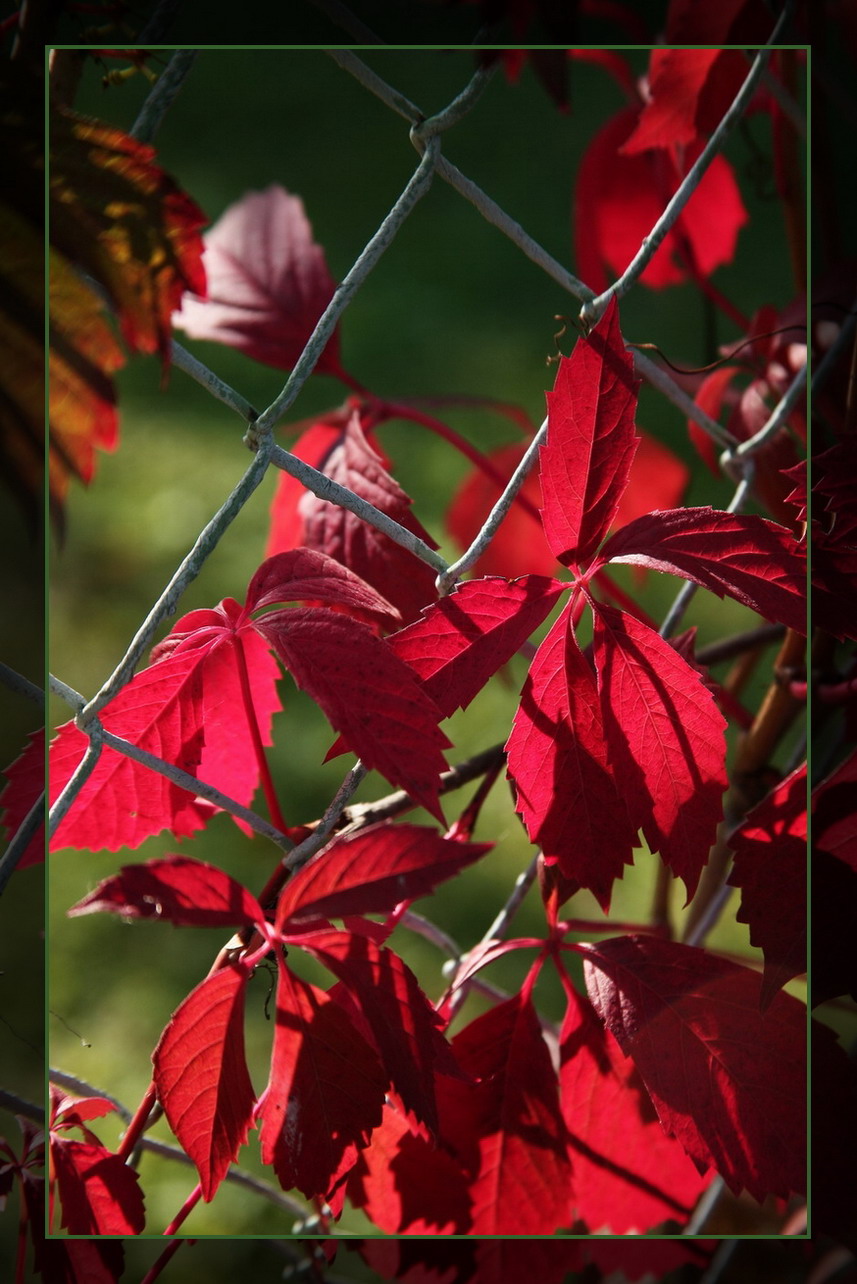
[[47, 47, 804, 1239]]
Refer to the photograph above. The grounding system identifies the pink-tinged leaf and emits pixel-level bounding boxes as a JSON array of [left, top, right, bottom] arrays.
[[814, 749, 857, 872], [173, 184, 340, 375], [256, 961, 386, 1200], [389, 575, 566, 720], [506, 606, 638, 911], [727, 765, 807, 1009], [540, 297, 640, 568], [574, 106, 748, 293], [50, 1137, 145, 1234], [244, 546, 401, 630], [68, 855, 266, 929], [559, 984, 711, 1232], [253, 607, 449, 820], [582, 935, 806, 1201], [51, 1093, 121, 1129], [347, 1101, 472, 1233], [267, 411, 439, 626], [295, 928, 453, 1137], [0, 728, 45, 869], [599, 506, 808, 634], [152, 962, 256, 1202], [48, 648, 209, 852], [276, 822, 491, 928], [437, 992, 573, 1234], [590, 602, 727, 901], [621, 49, 750, 153]]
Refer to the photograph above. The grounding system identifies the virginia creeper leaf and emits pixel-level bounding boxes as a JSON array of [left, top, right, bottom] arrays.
[[152, 962, 256, 1202], [295, 927, 454, 1136], [559, 984, 711, 1232], [447, 441, 554, 579], [389, 575, 566, 720], [68, 855, 266, 930], [506, 606, 638, 910], [582, 935, 806, 1201], [253, 607, 449, 820], [0, 727, 45, 869], [540, 297, 640, 568], [727, 764, 807, 1009], [173, 183, 340, 374], [599, 506, 808, 634], [267, 411, 440, 626], [276, 822, 491, 928], [437, 991, 573, 1234], [50, 1138, 145, 1235], [256, 961, 386, 1200], [244, 546, 401, 629], [590, 602, 727, 900], [347, 1101, 471, 1233], [621, 49, 750, 152]]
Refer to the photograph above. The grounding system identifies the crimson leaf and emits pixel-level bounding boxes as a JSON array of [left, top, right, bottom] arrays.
[[437, 991, 573, 1233], [256, 960, 386, 1200], [726, 764, 807, 1010], [582, 935, 806, 1201], [244, 546, 401, 630], [389, 575, 566, 720], [253, 607, 449, 820], [276, 822, 491, 928], [506, 605, 638, 911], [590, 601, 727, 901], [51, 1138, 145, 1235], [152, 963, 256, 1202], [598, 506, 807, 634], [540, 296, 640, 568], [68, 855, 266, 930]]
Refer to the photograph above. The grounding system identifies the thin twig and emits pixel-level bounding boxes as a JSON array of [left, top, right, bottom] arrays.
[[171, 339, 259, 422], [0, 1088, 44, 1123], [0, 791, 44, 895], [284, 763, 369, 872], [131, 49, 199, 144], [0, 663, 44, 710]]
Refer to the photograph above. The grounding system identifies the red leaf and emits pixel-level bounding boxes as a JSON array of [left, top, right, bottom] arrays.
[[506, 606, 638, 911], [68, 855, 266, 929], [173, 184, 340, 374], [51, 1092, 121, 1129], [574, 106, 748, 293], [814, 749, 857, 872], [389, 575, 566, 720], [40, 1239, 125, 1284], [446, 441, 555, 579], [296, 928, 453, 1136], [559, 984, 711, 1232], [152, 962, 256, 1201], [276, 822, 491, 928], [256, 961, 386, 1200], [727, 765, 807, 1009], [245, 546, 401, 629], [582, 935, 806, 1201], [590, 602, 727, 901], [347, 1101, 472, 1233], [540, 297, 640, 568], [613, 430, 689, 531], [621, 49, 750, 153], [267, 411, 440, 626], [0, 728, 45, 869], [599, 506, 808, 634], [51, 1137, 145, 1234], [252, 607, 449, 820], [437, 991, 573, 1234]]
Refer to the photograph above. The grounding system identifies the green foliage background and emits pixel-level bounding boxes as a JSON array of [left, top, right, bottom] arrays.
[[46, 47, 803, 1239]]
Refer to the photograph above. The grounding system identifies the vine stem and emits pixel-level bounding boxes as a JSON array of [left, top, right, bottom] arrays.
[[141, 1240, 188, 1284], [163, 1184, 203, 1235], [117, 1082, 158, 1163]]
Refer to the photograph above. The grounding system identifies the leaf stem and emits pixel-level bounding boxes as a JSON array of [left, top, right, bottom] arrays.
[[141, 1239, 188, 1284], [163, 1183, 203, 1235], [117, 1081, 159, 1163]]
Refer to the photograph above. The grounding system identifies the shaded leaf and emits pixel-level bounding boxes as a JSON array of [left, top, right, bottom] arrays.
[[245, 545, 401, 630], [256, 961, 386, 1200], [583, 935, 806, 1201], [506, 606, 638, 910], [727, 765, 807, 1009], [389, 575, 566, 720], [559, 984, 711, 1232], [276, 822, 491, 927], [152, 963, 256, 1201], [540, 297, 640, 568], [0, 727, 45, 869], [51, 1138, 145, 1235], [599, 506, 808, 634], [68, 855, 266, 929], [590, 601, 727, 901], [173, 183, 340, 374], [253, 607, 449, 820]]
